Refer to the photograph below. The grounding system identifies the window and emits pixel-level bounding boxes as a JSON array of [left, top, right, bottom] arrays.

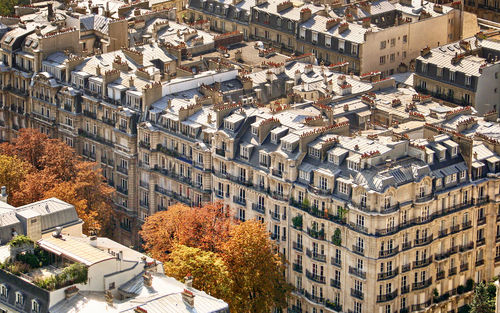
[[437, 67, 442, 77], [380, 41, 386, 49], [312, 31, 318, 43], [351, 43, 358, 55], [449, 71, 455, 82], [319, 176, 328, 190], [380, 56, 386, 64], [348, 160, 359, 171], [16, 292, 24, 305], [465, 75, 471, 86], [390, 38, 396, 47], [338, 39, 345, 52], [299, 28, 305, 39], [288, 21, 293, 30], [277, 18, 281, 26], [325, 35, 331, 47], [402, 35, 407, 43], [421, 62, 427, 73], [338, 181, 348, 194], [390, 53, 395, 62], [0, 284, 6, 297], [32, 299, 40, 313], [402, 51, 407, 59]]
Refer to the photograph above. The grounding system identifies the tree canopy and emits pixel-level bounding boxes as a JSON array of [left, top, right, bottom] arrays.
[[0, 128, 114, 235], [141, 204, 292, 313]]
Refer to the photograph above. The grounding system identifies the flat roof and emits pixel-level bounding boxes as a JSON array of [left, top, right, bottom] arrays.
[[38, 236, 114, 266]]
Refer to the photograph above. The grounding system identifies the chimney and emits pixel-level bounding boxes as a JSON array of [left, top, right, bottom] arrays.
[[143, 271, 153, 287], [185, 274, 193, 288], [362, 18, 370, 28], [35, 26, 42, 36], [48, 3, 54, 20], [0, 186, 7, 203], [129, 76, 135, 88], [300, 7, 312, 22], [181, 289, 195, 307], [96, 65, 101, 76]]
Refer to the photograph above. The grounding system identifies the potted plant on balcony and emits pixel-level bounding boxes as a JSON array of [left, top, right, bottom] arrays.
[[332, 228, 341, 246], [292, 215, 303, 230]]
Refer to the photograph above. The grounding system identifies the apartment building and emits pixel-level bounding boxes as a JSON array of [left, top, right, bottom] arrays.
[[414, 32, 500, 115], [187, 0, 479, 76]]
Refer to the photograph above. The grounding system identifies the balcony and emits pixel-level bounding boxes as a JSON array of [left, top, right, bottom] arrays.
[[330, 279, 341, 289], [377, 289, 398, 303], [233, 196, 246, 206], [402, 241, 412, 251], [436, 270, 445, 280], [414, 235, 433, 246], [448, 267, 457, 276], [459, 242, 474, 252], [102, 117, 116, 127], [352, 245, 364, 256], [117, 165, 128, 175], [304, 291, 324, 304], [252, 203, 265, 214], [271, 169, 283, 178], [413, 257, 432, 269], [462, 220, 472, 230], [215, 148, 226, 157], [402, 264, 411, 272], [116, 185, 128, 195], [378, 267, 399, 281], [450, 224, 460, 234], [331, 257, 341, 267], [269, 210, 280, 221], [460, 263, 469, 272], [139, 200, 149, 208], [306, 228, 325, 240], [83, 110, 97, 119], [325, 301, 342, 312], [415, 194, 433, 203], [412, 278, 432, 291], [350, 288, 364, 300], [305, 270, 325, 284], [476, 195, 489, 205], [306, 249, 326, 263], [438, 229, 448, 238], [139, 141, 151, 150], [475, 258, 484, 267], [349, 222, 369, 234], [411, 300, 432, 312], [401, 285, 410, 294], [476, 237, 485, 247], [348, 266, 366, 279], [292, 241, 303, 252], [477, 216, 486, 226], [379, 246, 399, 258], [139, 180, 149, 189], [292, 263, 302, 273]]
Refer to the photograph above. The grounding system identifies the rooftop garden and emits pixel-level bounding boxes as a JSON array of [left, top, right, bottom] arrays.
[[1, 236, 88, 291]]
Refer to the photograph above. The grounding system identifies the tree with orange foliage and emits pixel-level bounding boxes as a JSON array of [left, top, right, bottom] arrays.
[[221, 220, 291, 313], [0, 155, 30, 197], [140, 202, 232, 262], [0, 128, 114, 236]]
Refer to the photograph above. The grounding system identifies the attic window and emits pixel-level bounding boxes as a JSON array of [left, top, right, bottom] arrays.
[[439, 150, 445, 161], [224, 121, 234, 131], [328, 153, 335, 163], [348, 160, 359, 171], [451, 146, 457, 157], [271, 133, 277, 144], [0, 284, 7, 297], [251, 126, 258, 135], [15, 291, 24, 305], [299, 170, 310, 181], [240, 145, 250, 159], [309, 147, 320, 159]]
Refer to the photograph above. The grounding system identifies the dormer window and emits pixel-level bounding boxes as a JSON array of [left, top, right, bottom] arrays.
[[240, 145, 250, 159], [309, 147, 320, 159], [460, 170, 466, 180], [312, 31, 318, 43], [348, 160, 360, 171], [0, 284, 7, 297], [427, 153, 433, 164], [259, 152, 269, 167], [32, 299, 40, 313], [319, 176, 328, 190], [328, 153, 335, 163], [251, 126, 258, 135], [439, 150, 445, 161], [338, 181, 349, 194], [299, 170, 310, 181], [451, 146, 458, 157], [271, 133, 277, 143], [15, 291, 24, 305], [224, 121, 234, 131]]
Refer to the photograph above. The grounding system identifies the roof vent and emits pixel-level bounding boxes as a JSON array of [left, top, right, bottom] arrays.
[[52, 226, 62, 238]]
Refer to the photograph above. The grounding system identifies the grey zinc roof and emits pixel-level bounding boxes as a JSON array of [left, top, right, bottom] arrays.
[[254, 0, 324, 21], [300, 15, 368, 44], [15, 198, 80, 233]]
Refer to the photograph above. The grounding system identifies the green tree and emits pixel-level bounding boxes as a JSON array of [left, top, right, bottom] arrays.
[[221, 220, 292, 313], [0, 155, 30, 200], [470, 282, 495, 313], [163, 244, 231, 300]]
